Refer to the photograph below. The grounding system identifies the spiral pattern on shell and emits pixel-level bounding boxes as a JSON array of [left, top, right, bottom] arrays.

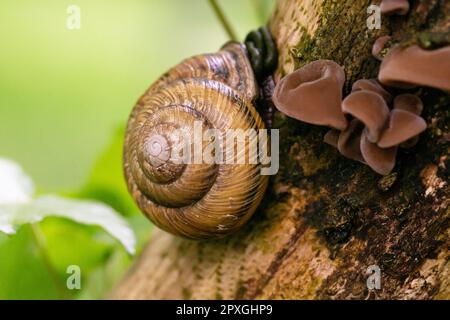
[[124, 43, 269, 239]]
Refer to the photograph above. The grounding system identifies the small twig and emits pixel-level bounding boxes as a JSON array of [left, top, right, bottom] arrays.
[[208, 0, 238, 41], [30, 223, 69, 300]]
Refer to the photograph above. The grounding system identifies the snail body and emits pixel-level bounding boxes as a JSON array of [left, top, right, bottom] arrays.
[[124, 42, 270, 239]]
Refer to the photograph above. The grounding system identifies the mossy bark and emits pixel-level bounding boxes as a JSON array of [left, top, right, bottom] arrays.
[[112, 0, 449, 300]]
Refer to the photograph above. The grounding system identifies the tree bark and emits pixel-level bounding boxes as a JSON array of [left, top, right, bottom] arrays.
[[112, 0, 449, 300]]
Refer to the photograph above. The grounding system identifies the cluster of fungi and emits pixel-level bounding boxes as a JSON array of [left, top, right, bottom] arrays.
[[273, 0, 450, 175]]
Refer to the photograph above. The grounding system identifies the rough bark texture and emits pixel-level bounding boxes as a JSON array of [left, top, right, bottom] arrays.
[[112, 0, 449, 299]]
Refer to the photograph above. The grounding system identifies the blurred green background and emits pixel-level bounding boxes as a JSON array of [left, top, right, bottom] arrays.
[[0, 0, 274, 299]]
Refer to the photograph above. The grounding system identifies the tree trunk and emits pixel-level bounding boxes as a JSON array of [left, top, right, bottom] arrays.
[[112, 0, 449, 300]]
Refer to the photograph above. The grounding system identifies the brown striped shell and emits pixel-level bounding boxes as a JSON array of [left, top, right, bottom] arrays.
[[123, 42, 269, 239]]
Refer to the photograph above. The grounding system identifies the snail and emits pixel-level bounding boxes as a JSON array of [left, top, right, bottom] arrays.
[[123, 28, 278, 239]]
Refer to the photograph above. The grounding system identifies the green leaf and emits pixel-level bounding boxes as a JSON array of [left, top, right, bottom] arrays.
[[77, 127, 141, 217], [39, 217, 117, 275], [0, 226, 61, 299], [0, 195, 136, 254], [76, 249, 132, 300], [0, 219, 122, 299]]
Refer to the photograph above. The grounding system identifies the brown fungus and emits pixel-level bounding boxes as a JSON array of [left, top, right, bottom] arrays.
[[323, 129, 339, 148], [273, 60, 348, 130], [360, 132, 397, 175], [390, 94, 424, 148], [380, 0, 410, 16], [325, 90, 426, 175], [337, 119, 365, 163], [393, 93, 423, 115], [377, 94, 427, 148], [372, 36, 392, 61], [379, 45, 450, 91], [342, 90, 390, 143], [352, 78, 392, 103]]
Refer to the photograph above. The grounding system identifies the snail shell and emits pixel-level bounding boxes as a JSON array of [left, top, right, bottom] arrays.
[[124, 43, 269, 239]]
